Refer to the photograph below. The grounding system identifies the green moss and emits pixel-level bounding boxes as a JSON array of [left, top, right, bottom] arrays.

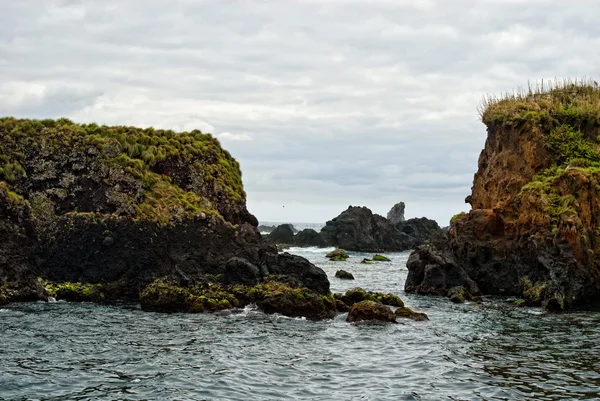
[[450, 211, 467, 225], [0, 117, 248, 226], [43, 280, 104, 302], [372, 255, 391, 262], [334, 288, 404, 307], [522, 277, 548, 306]]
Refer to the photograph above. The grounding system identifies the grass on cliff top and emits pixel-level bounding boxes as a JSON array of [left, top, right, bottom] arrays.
[[479, 78, 600, 127], [0, 118, 246, 224]]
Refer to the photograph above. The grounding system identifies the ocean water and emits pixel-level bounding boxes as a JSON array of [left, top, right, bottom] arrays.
[[2, 248, 600, 401]]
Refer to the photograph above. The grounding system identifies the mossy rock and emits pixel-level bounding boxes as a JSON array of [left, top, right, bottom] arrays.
[[522, 277, 548, 306], [139, 277, 337, 319], [44, 281, 104, 303], [360, 258, 373, 264], [372, 255, 391, 262], [326, 249, 349, 261], [335, 288, 404, 308], [346, 300, 396, 323], [395, 306, 429, 321]]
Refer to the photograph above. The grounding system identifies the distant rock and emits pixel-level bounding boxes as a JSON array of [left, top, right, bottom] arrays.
[[267, 224, 295, 244], [386, 202, 406, 224], [320, 206, 413, 252], [293, 228, 325, 247], [335, 269, 355, 280], [396, 218, 443, 247], [259, 224, 297, 234], [372, 255, 391, 262]]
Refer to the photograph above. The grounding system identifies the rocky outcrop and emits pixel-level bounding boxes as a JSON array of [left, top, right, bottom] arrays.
[[406, 81, 600, 311], [320, 206, 442, 252], [0, 118, 333, 319], [320, 206, 412, 252], [293, 228, 325, 247], [386, 201, 406, 224], [267, 224, 295, 244]]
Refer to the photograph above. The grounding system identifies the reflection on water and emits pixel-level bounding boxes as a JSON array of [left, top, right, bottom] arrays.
[[1, 248, 599, 400]]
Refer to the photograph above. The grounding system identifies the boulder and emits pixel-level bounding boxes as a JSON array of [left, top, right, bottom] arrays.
[[263, 252, 330, 295], [335, 288, 404, 307], [372, 255, 391, 262], [386, 201, 406, 224], [258, 292, 336, 321], [334, 269, 355, 280], [293, 228, 325, 247], [346, 300, 396, 323], [267, 224, 295, 244]]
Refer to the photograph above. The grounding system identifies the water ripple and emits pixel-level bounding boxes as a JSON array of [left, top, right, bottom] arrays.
[[1, 249, 600, 400]]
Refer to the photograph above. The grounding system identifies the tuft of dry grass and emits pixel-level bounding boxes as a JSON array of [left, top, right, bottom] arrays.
[[479, 77, 600, 127]]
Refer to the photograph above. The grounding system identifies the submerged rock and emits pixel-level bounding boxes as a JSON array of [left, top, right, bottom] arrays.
[[346, 300, 396, 323], [334, 269, 355, 280], [372, 255, 391, 262], [395, 307, 429, 321]]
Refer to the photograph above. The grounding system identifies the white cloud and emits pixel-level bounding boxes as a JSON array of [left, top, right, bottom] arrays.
[[217, 132, 253, 141]]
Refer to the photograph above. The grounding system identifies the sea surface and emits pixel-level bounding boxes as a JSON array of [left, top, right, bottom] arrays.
[[2, 247, 600, 400]]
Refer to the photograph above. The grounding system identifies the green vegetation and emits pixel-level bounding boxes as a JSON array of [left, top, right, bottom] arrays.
[[479, 78, 600, 128], [334, 287, 404, 308], [450, 212, 467, 225], [43, 280, 104, 302], [481, 79, 600, 227], [0, 117, 247, 225], [371, 255, 391, 262]]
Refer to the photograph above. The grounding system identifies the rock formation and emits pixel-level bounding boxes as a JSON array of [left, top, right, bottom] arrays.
[[386, 201, 406, 224], [406, 80, 600, 311], [0, 118, 331, 318], [319, 206, 441, 252], [267, 224, 295, 244], [293, 228, 325, 247]]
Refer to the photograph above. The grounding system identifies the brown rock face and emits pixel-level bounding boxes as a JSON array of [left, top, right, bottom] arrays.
[[407, 82, 600, 311], [469, 123, 551, 210]]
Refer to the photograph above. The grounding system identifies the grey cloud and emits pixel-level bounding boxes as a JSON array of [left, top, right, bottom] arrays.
[[1, 0, 598, 224]]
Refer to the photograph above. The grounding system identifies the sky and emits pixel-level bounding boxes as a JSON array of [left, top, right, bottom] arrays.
[[1, 1, 599, 225]]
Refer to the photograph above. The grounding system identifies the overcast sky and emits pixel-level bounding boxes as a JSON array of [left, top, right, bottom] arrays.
[[2, 1, 599, 224]]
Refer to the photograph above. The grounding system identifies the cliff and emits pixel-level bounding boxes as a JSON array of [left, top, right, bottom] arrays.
[[406, 79, 600, 310], [0, 118, 331, 317]]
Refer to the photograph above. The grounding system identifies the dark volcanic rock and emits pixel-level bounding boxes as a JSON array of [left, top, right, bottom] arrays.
[[320, 206, 412, 252], [293, 228, 325, 247], [405, 233, 481, 299], [0, 118, 333, 319], [258, 292, 336, 321], [0, 185, 44, 305], [267, 224, 295, 244], [386, 201, 406, 224], [224, 257, 262, 286], [396, 218, 443, 247], [335, 269, 355, 280], [262, 252, 330, 295]]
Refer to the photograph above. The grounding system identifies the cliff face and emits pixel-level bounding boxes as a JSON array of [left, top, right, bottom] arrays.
[[0, 118, 328, 311], [407, 81, 600, 310]]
